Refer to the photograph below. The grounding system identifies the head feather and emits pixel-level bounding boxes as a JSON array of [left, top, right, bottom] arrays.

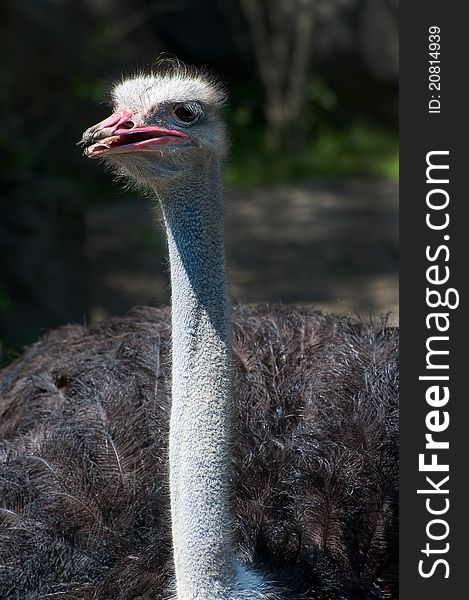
[[111, 57, 227, 114]]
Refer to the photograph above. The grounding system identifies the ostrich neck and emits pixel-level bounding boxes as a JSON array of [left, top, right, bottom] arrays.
[[154, 161, 237, 600]]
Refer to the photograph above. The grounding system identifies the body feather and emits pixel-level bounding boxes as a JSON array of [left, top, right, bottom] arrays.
[[0, 306, 398, 599]]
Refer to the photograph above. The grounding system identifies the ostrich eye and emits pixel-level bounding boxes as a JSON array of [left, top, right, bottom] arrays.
[[173, 103, 200, 124]]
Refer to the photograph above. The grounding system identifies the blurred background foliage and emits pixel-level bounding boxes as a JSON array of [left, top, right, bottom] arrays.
[[0, 0, 398, 363]]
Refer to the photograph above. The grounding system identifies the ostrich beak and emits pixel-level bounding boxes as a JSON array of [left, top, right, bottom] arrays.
[[78, 110, 189, 158]]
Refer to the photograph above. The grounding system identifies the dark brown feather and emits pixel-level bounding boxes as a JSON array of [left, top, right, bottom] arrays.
[[0, 305, 398, 599]]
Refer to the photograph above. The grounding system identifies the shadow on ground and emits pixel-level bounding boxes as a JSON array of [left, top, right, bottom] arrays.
[[87, 179, 398, 326]]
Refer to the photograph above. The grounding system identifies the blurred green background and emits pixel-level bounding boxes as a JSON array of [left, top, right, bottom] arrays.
[[0, 0, 398, 364]]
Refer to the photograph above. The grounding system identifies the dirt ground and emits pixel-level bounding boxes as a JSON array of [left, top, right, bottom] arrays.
[[86, 179, 398, 326]]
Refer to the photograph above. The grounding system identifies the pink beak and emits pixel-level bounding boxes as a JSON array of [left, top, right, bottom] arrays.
[[79, 110, 189, 158]]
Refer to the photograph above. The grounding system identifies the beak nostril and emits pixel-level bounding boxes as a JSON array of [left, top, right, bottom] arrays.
[[121, 120, 135, 130]]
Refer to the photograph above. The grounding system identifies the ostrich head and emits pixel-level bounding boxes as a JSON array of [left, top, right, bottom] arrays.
[[80, 63, 227, 187]]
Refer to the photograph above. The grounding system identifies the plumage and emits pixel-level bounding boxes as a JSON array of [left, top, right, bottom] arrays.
[[0, 306, 398, 599]]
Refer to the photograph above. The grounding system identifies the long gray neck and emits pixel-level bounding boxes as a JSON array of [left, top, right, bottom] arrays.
[[154, 161, 237, 600]]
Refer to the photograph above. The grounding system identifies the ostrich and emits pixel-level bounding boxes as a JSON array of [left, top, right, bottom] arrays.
[[0, 62, 398, 600]]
